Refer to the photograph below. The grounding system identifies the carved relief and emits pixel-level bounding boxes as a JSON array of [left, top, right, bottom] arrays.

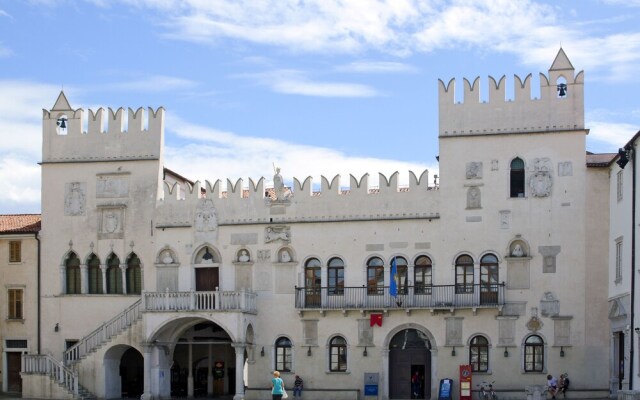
[[96, 175, 129, 198], [195, 199, 217, 232], [64, 182, 86, 216], [499, 210, 511, 229], [558, 162, 573, 177], [257, 250, 271, 262], [540, 291, 560, 317], [98, 207, 124, 239], [237, 249, 251, 263], [529, 158, 553, 197], [491, 159, 499, 171], [358, 319, 374, 346], [539, 245, 561, 273], [467, 186, 481, 209], [466, 162, 483, 179], [265, 226, 291, 243]]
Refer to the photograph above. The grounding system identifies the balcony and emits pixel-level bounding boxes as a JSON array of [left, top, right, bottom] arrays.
[[143, 289, 257, 314], [294, 284, 505, 311]]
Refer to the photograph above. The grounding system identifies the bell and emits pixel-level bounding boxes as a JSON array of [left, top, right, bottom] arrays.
[[557, 83, 567, 97], [58, 118, 67, 129]]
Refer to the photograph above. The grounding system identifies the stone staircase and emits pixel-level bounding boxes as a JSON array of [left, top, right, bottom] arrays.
[[64, 298, 143, 365]]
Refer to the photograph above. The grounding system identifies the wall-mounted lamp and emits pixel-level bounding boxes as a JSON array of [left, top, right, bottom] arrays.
[[260, 347, 265, 357], [54, 323, 59, 332], [307, 347, 312, 356], [635, 327, 640, 334], [363, 347, 368, 357], [559, 346, 565, 357], [451, 347, 456, 356], [503, 348, 509, 357]]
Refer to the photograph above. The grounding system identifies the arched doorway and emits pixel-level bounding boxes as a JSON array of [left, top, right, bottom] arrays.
[[121, 348, 144, 398], [389, 329, 431, 399], [104, 345, 143, 400]]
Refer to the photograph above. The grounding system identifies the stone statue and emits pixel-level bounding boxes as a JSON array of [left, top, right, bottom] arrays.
[[511, 244, 524, 257], [238, 250, 250, 262], [274, 167, 285, 201], [162, 250, 174, 264], [280, 250, 291, 263]]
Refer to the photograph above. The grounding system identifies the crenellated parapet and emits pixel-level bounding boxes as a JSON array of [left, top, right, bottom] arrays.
[[439, 48, 584, 136], [156, 169, 439, 227], [42, 92, 164, 163]]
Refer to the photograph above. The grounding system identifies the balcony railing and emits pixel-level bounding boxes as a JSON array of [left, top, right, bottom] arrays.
[[294, 284, 505, 310], [143, 289, 257, 313]]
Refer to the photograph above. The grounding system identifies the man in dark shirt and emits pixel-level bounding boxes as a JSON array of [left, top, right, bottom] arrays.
[[293, 375, 303, 398]]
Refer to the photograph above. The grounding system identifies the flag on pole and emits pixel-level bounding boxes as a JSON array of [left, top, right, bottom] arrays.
[[390, 256, 398, 297]]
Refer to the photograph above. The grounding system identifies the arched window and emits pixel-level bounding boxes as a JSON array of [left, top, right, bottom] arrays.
[[480, 254, 499, 304], [367, 257, 384, 295], [87, 253, 102, 294], [328, 257, 344, 295], [304, 258, 322, 307], [510, 158, 525, 198], [455, 255, 474, 294], [524, 335, 544, 372], [275, 337, 292, 372], [65, 252, 81, 294], [393, 257, 409, 295], [330, 336, 347, 372], [414, 256, 432, 294], [106, 254, 122, 294], [469, 336, 489, 372], [126, 253, 142, 294]]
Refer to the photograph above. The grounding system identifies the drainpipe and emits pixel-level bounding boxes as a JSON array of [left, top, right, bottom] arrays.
[[36, 232, 41, 354], [630, 143, 636, 390]]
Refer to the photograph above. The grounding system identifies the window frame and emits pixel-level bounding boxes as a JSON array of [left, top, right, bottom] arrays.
[[510, 157, 525, 198], [327, 257, 344, 296], [329, 336, 348, 372], [455, 255, 474, 294], [414, 255, 433, 295], [617, 170, 624, 202], [393, 257, 409, 295], [366, 257, 385, 295], [615, 237, 623, 284], [106, 254, 122, 294], [524, 335, 544, 372], [275, 336, 292, 372], [9, 241, 21, 263], [8, 288, 23, 320], [469, 335, 489, 372], [87, 253, 102, 294], [126, 253, 142, 294], [65, 252, 81, 295]]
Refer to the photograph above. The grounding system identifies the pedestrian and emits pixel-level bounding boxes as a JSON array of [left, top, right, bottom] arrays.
[[293, 375, 304, 398], [271, 370, 286, 400], [558, 373, 570, 398], [546, 374, 558, 399], [411, 371, 421, 398]]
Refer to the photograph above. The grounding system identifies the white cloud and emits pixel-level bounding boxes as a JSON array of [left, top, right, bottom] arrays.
[[587, 119, 639, 152], [164, 116, 436, 191], [335, 61, 418, 74], [244, 70, 379, 97], [102, 75, 198, 93]]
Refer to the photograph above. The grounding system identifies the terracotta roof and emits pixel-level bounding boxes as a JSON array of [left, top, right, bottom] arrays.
[[0, 214, 41, 234], [586, 153, 616, 167]]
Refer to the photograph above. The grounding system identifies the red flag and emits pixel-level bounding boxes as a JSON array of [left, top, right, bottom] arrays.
[[370, 313, 383, 327]]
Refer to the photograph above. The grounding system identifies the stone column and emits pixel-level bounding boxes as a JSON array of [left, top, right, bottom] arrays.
[[207, 344, 213, 396], [141, 344, 152, 400], [100, 265, 107, 294], [80, 264, 88, 294], [120, 264, 128, 294], [59, 265, 66, 295], [381, 347, 390, 400], [188, 343, 194, 398], [232, 343, 247, 400]]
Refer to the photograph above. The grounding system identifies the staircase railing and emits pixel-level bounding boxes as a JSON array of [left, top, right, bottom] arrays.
[[23, 354, 79, 396], [64, 299, 143, 365]]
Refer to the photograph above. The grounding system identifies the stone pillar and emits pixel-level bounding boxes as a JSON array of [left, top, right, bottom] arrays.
[[188, 343, 194, 398], [141, 344, 152, 400], [381, 347, 390, 400], [207, 344, 213, 396], [100, 265, 107, 294], [80, 264, 88, 294], [59, 265, 66, 295], [232, 343, 247, 400], [120, 264, 128, 294]]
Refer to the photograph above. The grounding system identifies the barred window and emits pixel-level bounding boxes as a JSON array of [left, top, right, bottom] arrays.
[[8, 288, 23, 319], [9, 241, 21, 262]]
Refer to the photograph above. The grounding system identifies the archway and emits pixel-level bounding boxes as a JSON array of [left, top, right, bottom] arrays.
[[388, 329, 432, 399], [104, 345, 143, 400]]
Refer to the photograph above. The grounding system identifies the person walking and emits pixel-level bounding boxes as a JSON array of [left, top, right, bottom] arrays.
[[293, 375, 304, 398], [271, 371, 285, 400]]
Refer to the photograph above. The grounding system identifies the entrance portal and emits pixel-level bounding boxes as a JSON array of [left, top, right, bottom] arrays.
[[120, 348, 144, 398], [389, 329, 431, 399]]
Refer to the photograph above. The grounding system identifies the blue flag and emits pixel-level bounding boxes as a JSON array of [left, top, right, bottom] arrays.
[[390, 257, 398, 297]]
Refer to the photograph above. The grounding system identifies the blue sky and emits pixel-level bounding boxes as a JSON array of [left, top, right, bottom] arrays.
[[1, 0, 639, 214]]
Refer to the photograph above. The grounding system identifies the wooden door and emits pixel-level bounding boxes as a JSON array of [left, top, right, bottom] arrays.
[[196, 268, 219, 291], [389, 346, 431, 399], [305, 266, 321, 307], [7, 352, 22, 392]]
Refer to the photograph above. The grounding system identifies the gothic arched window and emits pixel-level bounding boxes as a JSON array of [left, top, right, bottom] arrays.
[[87, 253, 102, 294], [106, 254, 122, 294], [510, 158, 525, 198], [126, 253, 142, 294], [65, 252, 81, 295]]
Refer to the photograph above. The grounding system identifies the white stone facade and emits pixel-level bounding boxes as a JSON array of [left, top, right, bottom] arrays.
[[20, 49, 610, 400]]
